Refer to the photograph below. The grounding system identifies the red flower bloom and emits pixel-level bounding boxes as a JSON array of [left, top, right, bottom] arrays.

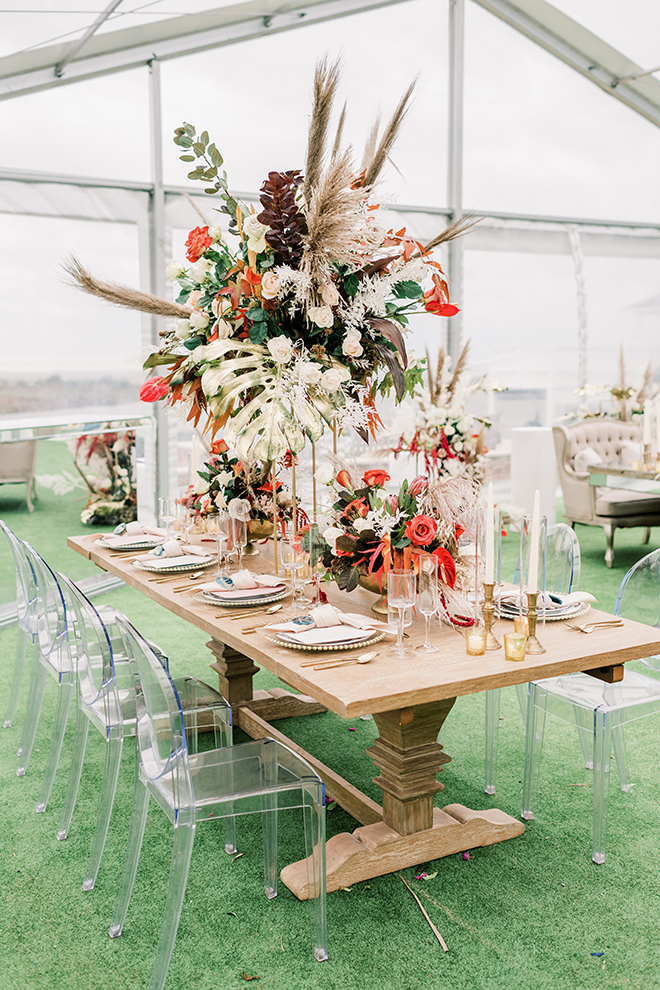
[[185, 225, 213, 264], [386, 493, 398, 512], [139, 377, 169, 403], [404, 514, 437, 546], [210, 439, 229, 454], [336, 469, 353, 491], [362, 469, 390, 488], [433, 547, 457, 589], [344, 498, 368, 520], [423, 273, 459, 318]]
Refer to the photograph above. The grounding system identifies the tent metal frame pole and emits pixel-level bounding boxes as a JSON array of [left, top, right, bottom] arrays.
[[447, 0, 465, 363]]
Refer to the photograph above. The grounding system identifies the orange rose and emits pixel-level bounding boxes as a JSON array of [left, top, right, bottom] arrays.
[[362, 469, 390, 488], [185, 226, 213, 264], [404, 514, 437, 547]]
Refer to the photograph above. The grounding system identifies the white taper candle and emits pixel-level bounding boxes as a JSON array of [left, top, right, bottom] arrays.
[[528, 489, 541, 593], [485, 482, 494, 584]]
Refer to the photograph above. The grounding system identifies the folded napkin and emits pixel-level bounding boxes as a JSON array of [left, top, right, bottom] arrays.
[[499, 590, 596, 612], [198, 572, 285, 598], [277, 626, 376, 647], [142, 554, 213, 570], [115, 522, 166, 537], [265, 604, 386, 639]]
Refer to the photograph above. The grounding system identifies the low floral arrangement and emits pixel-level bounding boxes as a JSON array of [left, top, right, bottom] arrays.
[[66, 58, 475, 464], [37, 432, 137, 526], [565, 348, 656, 423], [390, 343, 498, 482], [317, 465, 480, 624], [178, 438, 294, 527]]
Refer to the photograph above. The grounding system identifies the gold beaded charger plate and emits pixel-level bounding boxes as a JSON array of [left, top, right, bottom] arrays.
[[261, 631, 386, 653], [95, 537, 164, 552], [191, 587, 289, 608], [497, 601, 590, 622], [132, 556, 216, 574]]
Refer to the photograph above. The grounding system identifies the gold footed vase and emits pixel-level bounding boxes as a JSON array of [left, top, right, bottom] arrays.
[[358, 573, 389, 616], [244, 519, 275, 557]]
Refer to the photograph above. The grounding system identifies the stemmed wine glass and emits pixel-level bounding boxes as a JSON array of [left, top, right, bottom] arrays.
[[280, 536, 305, 611], [158, 497, 177, 541], [212, 512, 230, 576], [308, 523, 326, 604], [230, 516, 247, 572], [418, 556, 439, 653], [387, 569, 416, 658]]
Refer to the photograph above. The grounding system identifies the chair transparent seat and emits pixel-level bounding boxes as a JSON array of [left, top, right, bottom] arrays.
[[484, 522, 581, 794], [520, 546, 660, 863], [1, 520, 38, 733], [55, 573, 222, 892], [109, 615, 327, 990]]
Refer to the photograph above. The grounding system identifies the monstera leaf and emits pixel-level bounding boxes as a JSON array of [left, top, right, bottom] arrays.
[[199, 339, 343, 461]]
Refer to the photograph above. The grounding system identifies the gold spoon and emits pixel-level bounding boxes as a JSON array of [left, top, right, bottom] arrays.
[[218, 603, 286, 621], [310, 651, 379, 670]]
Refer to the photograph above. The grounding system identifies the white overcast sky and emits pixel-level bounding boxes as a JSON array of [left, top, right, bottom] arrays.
[[0, 0, 659, 410]]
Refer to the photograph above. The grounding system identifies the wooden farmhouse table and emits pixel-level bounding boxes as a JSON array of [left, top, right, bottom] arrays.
[[68, 533, 660, 897]]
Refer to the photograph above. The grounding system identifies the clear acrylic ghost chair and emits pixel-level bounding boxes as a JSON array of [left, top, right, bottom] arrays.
[[16, 543, 74, 821], [0, 520, 38, 733], [55, 573, 225, 892], [109, 615, 327, 990], [484, 523, 581, 794], [521, 546, 660, 863]]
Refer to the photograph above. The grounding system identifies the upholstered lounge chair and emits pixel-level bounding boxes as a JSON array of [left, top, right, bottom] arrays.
[[553, 420, 660, 566], [0, 440, 39, 512]]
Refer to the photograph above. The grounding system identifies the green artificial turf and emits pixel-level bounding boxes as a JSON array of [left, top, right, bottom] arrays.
[[1, 442, 660, 990]]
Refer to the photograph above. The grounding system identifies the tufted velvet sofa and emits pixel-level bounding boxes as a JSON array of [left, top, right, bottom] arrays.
[[553, 420, 660, 566]]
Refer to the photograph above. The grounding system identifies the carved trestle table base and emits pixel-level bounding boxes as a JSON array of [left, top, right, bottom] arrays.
[[67, 534, 660, 898]]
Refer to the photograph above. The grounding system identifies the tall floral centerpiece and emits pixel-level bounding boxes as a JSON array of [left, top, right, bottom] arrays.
[[316, 465, 480, 624], [66, 59, 474, 471], [391, 342, 496, 482]]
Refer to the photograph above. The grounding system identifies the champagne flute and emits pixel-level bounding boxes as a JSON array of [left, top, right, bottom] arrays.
[[158, 496, 176, 541], [230, 516, 247, 571], [280, 537, 305, 610], [387, 569, 416, 658], [418, 556, 439, 653]]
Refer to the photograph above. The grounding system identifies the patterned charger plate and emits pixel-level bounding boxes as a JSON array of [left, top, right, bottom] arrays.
[[498, 601, 590, 623], [261, 631, 386, 653], [96, 537, 164, 552], [133, 556, 217, 574], [191, 587, 289, 608]]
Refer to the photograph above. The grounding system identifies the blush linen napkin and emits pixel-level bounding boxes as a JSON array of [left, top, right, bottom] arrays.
[[498, 590, 597, 612], [198, 571, 286, 599], [263, 603, 388, 646], [100, 523, 167, 549]]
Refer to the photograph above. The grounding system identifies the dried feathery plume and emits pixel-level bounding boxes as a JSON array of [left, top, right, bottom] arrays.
[[447, 340, 470, 398], [301, 149, 364, 296], [475, 426, 486, 457], [618, 343, 626, 391], [421, 212, 482, 254], [361, 113, 381, 174], [304, 55, 342, 205], [332, 102, 347, 160], [420, 475, 480, 530], [637, 360, 655, 407], [63, 257, 192, 319], [182, 190, 212, 227], [435, 348, 446, 402], [363, 77, 417, 189]]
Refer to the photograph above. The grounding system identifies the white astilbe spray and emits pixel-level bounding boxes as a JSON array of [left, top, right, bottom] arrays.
[[335, 394, 370, 432], [339, 257, 427, 334], [35, 471, 84, 496]]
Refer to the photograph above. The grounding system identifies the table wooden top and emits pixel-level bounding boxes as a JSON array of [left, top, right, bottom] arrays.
[[68, 533, 660, 719]]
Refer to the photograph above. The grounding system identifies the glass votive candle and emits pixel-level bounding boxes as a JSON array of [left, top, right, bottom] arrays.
[[465, 627, 487, 656], [514, 615, 529, 636], [504, 632, 528, 661]]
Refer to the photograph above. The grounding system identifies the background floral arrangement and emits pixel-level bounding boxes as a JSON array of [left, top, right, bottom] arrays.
[[178, 438, 294, 525], [390, 342, 497, 482], [565, 347, 657, 423], [317, 465, 480, 623], [66, 58, 475, 464], [37, 431, 136, 526]]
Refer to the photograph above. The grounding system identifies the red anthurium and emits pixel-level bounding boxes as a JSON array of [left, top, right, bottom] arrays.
[[423, 272, 460, 317], [433, 547, 457, 589], [139, 377, 169, 402]]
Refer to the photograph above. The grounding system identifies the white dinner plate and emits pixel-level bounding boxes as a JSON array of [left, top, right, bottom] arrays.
[[498, 601, 590, 622], [261, 631, 386, 653], [96, 536, 165, 552], [191, 587, 289, 608], [132, 555, 216, 574]]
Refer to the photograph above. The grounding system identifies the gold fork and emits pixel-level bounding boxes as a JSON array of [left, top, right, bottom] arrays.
[[565, 620, 624, 634]]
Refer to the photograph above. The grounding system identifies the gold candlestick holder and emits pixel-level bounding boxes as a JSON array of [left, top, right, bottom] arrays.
[[482, 582, 501, 650], [525, 591, 546, 655], [643, 443, 655, 471]]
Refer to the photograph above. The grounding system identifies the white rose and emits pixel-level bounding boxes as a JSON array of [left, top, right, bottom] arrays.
[[243, 214, 269, 253], [214, 491, 227, 509], [211, 294, 232, 318], [299, 362, 322, 385], [322, 526, 345, 552], [189, 309, 210, 330], [194, 480, 210, 495], [267, 336, 293, 364], [342, 332, 364, 358], [166, 261, 185, 281], [353, 517, 370, 533], [175, 319, 193, 340], [315, 462, 335, 485], [213, 319, 233, 339], [208, 226, 223, 243], [191, 258, 212, 283], [216, 470, 234, 488], [321, 282, 339, 307], [261, 271, 281, 299], [321, 368, 343, 392], [228, 497, 251, 521], [308, 305, 334, 329]]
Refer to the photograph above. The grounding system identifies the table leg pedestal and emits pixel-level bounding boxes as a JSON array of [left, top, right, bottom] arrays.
[[281, 806, 525, 898], [207, 640, 326, 721]]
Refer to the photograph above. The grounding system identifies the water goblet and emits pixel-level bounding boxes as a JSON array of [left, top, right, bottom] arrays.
[[387, 569, 416, 658], [418, 557, 440, 653]]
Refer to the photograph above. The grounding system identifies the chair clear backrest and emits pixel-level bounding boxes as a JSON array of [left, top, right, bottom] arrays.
[[57, 573, 123, 729], [22, 542, 71, 672], [0, 520, 38, 632], [615, 547, 660, 670], [116, 615, 194, 809], [545, 523, 581, 594]]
